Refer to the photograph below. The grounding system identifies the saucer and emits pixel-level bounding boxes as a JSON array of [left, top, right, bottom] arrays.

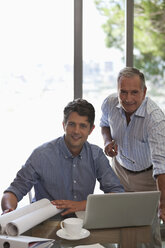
[[56, 228, 90, 240]]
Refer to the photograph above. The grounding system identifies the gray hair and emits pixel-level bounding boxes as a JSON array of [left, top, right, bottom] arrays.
[[117, 67, 146, 89]]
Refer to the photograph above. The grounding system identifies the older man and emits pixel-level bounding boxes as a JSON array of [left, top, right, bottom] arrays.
[[100, 67, 165, 248]]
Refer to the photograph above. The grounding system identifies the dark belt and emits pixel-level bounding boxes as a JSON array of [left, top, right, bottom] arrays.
[[122, 165, 153, 174]]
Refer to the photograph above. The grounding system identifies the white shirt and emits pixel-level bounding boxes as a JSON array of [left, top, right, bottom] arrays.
[[100, 93, 165, 177]]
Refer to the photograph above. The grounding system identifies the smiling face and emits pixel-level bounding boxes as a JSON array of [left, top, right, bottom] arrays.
[[63, 112, 95, 156], [118, 75, 147, 116]]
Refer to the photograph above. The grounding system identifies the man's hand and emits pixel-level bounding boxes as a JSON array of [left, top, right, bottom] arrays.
[[158, 203, 165, 222], [51, 200, 86, 216], [1, 208, 15, 215], [156, 174, 165, 222], [104, 140, 118, 157], [1, 192, 18, 215]]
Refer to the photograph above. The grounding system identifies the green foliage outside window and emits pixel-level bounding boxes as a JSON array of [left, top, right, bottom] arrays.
[[95, 0, 165, 84]]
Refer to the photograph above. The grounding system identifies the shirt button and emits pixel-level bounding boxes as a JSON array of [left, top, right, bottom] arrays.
[[73, 180, 77, 184], [73, 164, 76, 167], [74, 195, 77, 199]]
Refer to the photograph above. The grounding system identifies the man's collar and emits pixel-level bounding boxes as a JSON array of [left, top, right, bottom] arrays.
[[134, 98, 147, 117], [60, 135, 84, 159]]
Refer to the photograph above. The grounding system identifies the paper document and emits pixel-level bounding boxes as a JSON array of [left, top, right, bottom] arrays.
[[74, 244, 104, 248], [0, 198, 62, 236]]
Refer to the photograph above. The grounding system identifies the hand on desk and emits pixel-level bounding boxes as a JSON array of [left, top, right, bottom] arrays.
[[1, 208, 15, 215], [51, 200, 86, 216]]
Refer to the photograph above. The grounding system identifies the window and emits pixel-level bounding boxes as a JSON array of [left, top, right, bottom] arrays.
[[134, 0, 165, 111], [83, 0, 124, 193], [0, 0, 73, 205], [83, 0, 124, 146]]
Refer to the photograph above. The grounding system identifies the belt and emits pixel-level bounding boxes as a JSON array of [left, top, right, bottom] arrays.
[[122, 165, 153, 174]]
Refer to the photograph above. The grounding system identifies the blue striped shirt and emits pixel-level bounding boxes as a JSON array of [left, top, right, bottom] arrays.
[[100, 93, 165, 177], [5, 136, 124, 202]]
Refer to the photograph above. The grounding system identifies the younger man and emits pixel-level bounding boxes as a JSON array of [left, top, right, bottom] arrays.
[[1, 98, 124, 216]]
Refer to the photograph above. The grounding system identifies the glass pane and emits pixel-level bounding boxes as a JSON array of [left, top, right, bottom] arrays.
[[134, 0, 165, 111], [83, 0, 124, 193], [83, 0, 124, 143], [0, 0, 73, 205]]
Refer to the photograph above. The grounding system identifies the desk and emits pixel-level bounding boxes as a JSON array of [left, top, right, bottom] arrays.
[[25, 220, 152, 248]]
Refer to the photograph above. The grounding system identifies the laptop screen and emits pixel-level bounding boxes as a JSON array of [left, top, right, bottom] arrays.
[[76, 191, 160, 229]]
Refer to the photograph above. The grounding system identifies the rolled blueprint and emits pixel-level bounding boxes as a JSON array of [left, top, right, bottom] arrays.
[[0, 198, 62, 236]]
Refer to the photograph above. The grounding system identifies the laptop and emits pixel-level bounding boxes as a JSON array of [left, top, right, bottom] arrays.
[[76, 191, 160, 229]]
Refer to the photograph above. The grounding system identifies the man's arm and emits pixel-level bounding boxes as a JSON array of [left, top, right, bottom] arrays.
[[156, 174, 165, 222], [101, 126, 118, 157], [1, 192, 18, 214], [51, 200, 86, 216]]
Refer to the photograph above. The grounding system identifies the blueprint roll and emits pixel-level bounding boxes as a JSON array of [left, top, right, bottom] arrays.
[[5, 202, 62, 236], [0, 198, 62, 236], [0, 198, 49, 234]]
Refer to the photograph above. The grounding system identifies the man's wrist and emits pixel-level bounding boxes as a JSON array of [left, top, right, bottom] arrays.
[[104, 140, 112, 147]]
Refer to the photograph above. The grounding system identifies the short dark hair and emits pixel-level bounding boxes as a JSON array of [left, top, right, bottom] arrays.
[[117, 67, 146, 89], [63, 98, 95, 128]]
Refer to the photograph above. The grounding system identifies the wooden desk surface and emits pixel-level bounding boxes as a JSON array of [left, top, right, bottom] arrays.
[[25, 220, 152, 248]]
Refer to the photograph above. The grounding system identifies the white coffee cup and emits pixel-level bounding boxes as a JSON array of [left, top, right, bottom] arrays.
[[60, 217, 83, 236]]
